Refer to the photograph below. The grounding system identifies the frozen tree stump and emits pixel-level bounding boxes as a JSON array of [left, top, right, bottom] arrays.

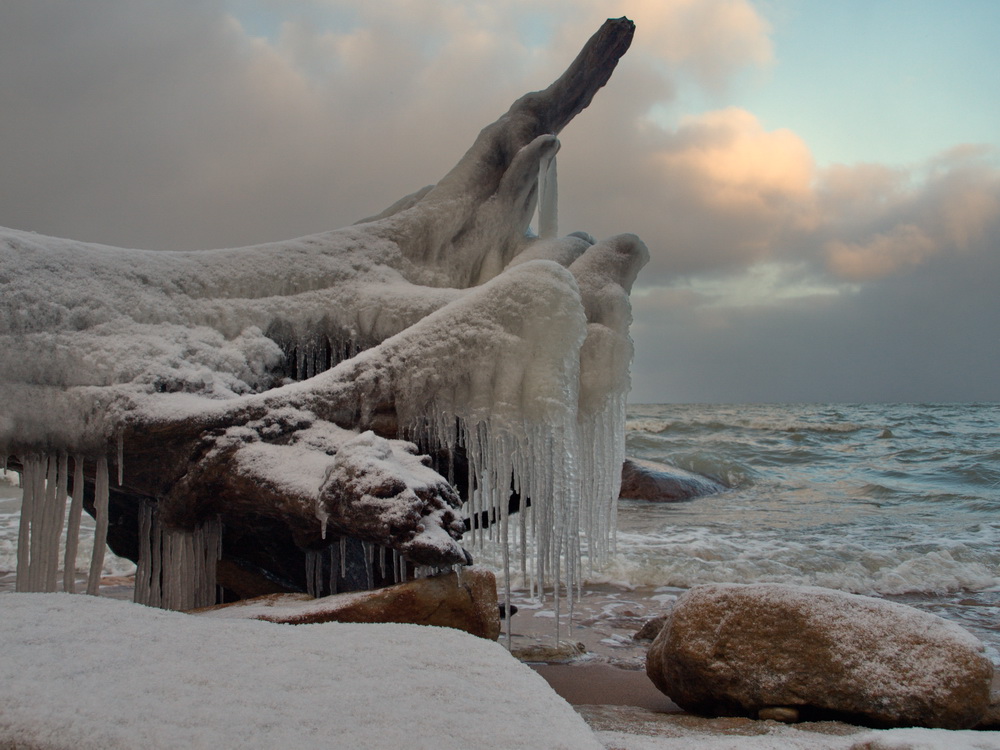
[[2, 18, 645, 608]]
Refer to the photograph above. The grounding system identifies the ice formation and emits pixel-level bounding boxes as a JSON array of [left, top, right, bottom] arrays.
[[1, 19, 645, 623]]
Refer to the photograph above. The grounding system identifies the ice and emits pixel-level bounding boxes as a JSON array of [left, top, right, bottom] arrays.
[[133, 501, 221, 609], [538, 152, 559, 239], [85, 456, 109, 595], [0, 17, 649, 626], [63, 456, 84, 592]]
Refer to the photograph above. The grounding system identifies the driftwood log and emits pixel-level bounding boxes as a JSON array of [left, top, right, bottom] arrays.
[[2, 19, 644, 603]]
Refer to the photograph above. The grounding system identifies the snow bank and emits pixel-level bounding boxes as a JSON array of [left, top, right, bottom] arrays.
[[0, 593, 602, 750]]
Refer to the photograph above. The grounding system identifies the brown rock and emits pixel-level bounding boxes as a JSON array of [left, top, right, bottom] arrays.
[[633, 613, 670, 642], [195, 566, 500, 640], [975, 682, 1000, 729], [619, 458, 724, 502], [511, 641, 587, 663], [758, 707, 799, 723], [645, 583, 993, 729]]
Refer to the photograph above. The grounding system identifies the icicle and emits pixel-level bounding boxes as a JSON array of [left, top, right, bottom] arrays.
[[379, 545, 386, 581], [328, 543, 338, 595], [501, 486, 512, 651], [363, 542, 374, 590], [392, 549, 400, 584], [44, 454, 69, 592], [86, 455, 110, 596], [116, 431, 124, 486], [304, 550, 319, 597], [63, 455, 85, 593], [25, 456, 48, 590], [14, 456, 38, 592], [339, 536, 346, 578], [538, 154, 558, 239], [313, 548, 323, 596], [35, 455, 59, 591], [150, 512, 162, 606], [134, 500, 152, 605]]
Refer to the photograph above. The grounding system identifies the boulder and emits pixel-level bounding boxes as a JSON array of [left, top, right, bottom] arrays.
[[619, 458, 725, 502], [645, 583, 993, 729], [195, 566, 501, 640]]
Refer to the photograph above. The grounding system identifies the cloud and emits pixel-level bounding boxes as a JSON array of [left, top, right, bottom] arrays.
[[825, 224, 937, 281], [1, 1, 998, 402]]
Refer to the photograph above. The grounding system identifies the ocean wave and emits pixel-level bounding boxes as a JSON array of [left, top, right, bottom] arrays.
[[597, 529, 1000, 597], [624, 418, 672, 434], [625, 414, 868, 436]]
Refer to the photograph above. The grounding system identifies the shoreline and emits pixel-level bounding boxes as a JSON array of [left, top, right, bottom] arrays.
[[3, 579, 1000, 748]]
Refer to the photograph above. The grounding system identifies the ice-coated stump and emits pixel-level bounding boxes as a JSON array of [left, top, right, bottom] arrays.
[[1, 18, 646, 616]]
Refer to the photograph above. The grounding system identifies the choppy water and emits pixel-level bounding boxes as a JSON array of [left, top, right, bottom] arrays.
[[597, 402, 1000, 662]]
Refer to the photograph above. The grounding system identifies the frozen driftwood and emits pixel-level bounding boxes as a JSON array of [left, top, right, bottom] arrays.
[[1, 19, 646, 607]]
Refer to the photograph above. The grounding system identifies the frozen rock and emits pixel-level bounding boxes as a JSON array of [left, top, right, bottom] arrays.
[[619, 457, 725, 502], [195, 567, 500, 640], [645, 583, 993, 729]]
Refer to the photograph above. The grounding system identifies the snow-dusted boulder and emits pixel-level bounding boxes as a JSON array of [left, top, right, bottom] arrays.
[[645, 583, 993, 729]]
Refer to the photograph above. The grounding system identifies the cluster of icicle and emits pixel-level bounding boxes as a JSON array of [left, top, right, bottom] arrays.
[[409, 395, 625, 640], [13, 453, 109, 596], [13, 452, 222, 611], [391, 171, 631, 642], [303, 542, 456, 598], [134, 500, 221, 610]]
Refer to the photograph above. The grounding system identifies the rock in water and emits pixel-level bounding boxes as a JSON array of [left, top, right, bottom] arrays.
[[194, 567, 500, 640], [645, 583, 993, 729], [619, 458, 724, 502]]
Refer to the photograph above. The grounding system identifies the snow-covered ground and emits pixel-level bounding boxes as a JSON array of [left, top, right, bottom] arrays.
[[3, 593, 999, 749], [0, 593, 600, 750]]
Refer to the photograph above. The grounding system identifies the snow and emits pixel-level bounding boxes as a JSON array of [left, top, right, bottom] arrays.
[[3, 594, 998, 750], [595, 726, 1000, 750], [0, 593, 603, 750]]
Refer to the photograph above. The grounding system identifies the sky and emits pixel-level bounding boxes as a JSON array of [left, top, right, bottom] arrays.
[[1, 0, 998, 404]]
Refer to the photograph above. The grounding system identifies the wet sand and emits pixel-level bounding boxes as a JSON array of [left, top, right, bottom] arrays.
[[531, 663, 680, 713]]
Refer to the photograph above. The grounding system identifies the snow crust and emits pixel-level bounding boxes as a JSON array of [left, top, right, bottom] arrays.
[[0, 593, 602, 750], [595, 726, 1000, 750]]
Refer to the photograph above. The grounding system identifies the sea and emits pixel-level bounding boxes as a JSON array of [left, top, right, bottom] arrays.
[[3, 402, 999, 667], [509, 402, 1000, 668]]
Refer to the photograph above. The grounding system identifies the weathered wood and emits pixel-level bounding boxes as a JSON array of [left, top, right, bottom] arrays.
[[2, 19, 637, 598]]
